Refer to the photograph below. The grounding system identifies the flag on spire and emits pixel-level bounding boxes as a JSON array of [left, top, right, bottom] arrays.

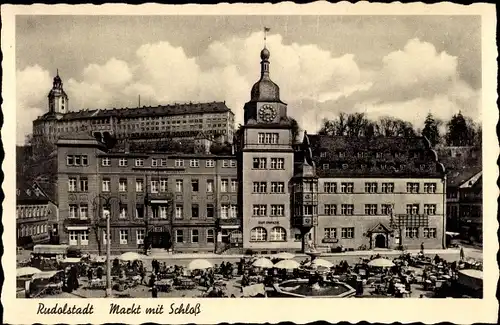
[[264, 27, 270, 46], [264, 27, 271, 32]]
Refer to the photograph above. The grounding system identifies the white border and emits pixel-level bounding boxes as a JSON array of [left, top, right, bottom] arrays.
[[1, 3, 498, 324]]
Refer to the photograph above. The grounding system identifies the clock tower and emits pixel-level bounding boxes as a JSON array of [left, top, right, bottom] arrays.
[[239, 44, 300, 253]]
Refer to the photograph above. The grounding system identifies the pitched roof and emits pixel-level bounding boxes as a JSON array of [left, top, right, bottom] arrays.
[[446, 166, 482, 187], [16, 181, 52, 204], [39, 101, 232, 121]]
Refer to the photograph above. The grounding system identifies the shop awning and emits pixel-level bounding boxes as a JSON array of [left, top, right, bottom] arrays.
[[150, 200, 170, 204], [67, 226, 89, 231], [221, 225, 239, 229]]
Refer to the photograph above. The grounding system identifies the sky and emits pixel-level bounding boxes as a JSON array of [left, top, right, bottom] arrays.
[[16, 15, 482, 144]]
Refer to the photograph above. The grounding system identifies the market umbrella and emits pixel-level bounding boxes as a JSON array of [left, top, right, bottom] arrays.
[[367, 258, 395, 268], [310, 258, 334, 268], [17, 267, 41, 277], [272, 252, 295, 260], [252, 257, 274, 268], [274, 259, 300, 270], [118, 252, 143, 261], [188, 259, 213, 270]]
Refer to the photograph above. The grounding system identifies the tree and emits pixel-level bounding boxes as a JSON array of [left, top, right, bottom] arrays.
[[445, 112, 474, 146], [289, 117, 301, 144], [18, 135, 57, 186], [421, 113, 441, 146], [375, 116, 416, 137], [346, 112, 369, 137]]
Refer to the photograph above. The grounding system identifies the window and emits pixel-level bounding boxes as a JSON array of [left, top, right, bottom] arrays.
[[270, 182, 285, 193], [324, 228, 337, 239], [303, 205, 314, 216], [324, 204, 337, 216], [120, 230, 128, 244], [67, 155, 74, 166], [80, 178, 88, 192], [136, 229, 145, 244], [119, 205, 127, 219], [175, 159, 184, 167], [74, 155, 82, 166], [424, 183, 437, 193], [271, 204, 284, 216], [252, 205, 266, 216], [191, 205, 199, 219], [220, 205, 229, 219], [258, 132, 279, 144], [381, 183, 394, 193], [230, 205, 238, 218], [135, 158, 144, 167], [364, 204, 377, 215], [191, 179, 199, 192], [230, 160, 237, 167], [175, 179, 183, 192], [381, 204, 394, 215], [340, 182, 354, 193], [119, 179, 127, 192], [191, 229, 199, 243], [250, 227, 267, 241], [406, 204, 419, 215], [69, 205, 78, 218], [175, 205, 183, 219], [151, 158, 158, 167], [340, 204, 354, 215], [151, 180, 159, 193], [207, 229, 215, 243], [339, 151, 346, 158], [159, 206, 168, 219], [190, 159, 199, 167], [322, 163, 330, 169], [231, 180, 238, 192], [424, 204, 437, 215], [270, 158, 284, 169], [324, 182, 337, 193], [159, 178, 168, 192], [102, 230, 111, 244], [253, 157, 267, 169], [160, 158, 168, 167], [206, 180, 214, 193], [175, 230, 184, 243], [102, 157, 111, 166], [365, 182, 378, 193], [423, 228, 437, 238], [119, 158, 128, 167], [206, 204, 214, 218], [102, 206, 110, 220], [80, 230, 89, 246], [221, 179, 229, 192], [102, 178, 110, 192], [341, 227, 354, 239], [136, 205, 144, 219], [79, 205, 88, 219], [135, 179, 144, 192], [405, 227, 419, 238], [69, 231, 78, 245], [406, 182, 420, 193], [270, 227, 286, 241], [68, 178, 77, 192], [206, 159, 215, 168], [222, 160, 229, 168]]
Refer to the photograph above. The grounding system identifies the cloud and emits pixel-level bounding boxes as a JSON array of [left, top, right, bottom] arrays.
[[16, 34, 480, 144], [16, 65, 52, 144]]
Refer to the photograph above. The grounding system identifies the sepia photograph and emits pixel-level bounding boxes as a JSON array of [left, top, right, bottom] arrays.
[[2, 2, 498, 324]]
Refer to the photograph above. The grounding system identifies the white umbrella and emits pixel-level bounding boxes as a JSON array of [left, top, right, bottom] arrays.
[[252, 257, 274, 268], [118, 252, 143, 261], [274, 259, 300, 270], [310, 258, 334, 268], [188, 259, 213, 270], [17, 267, 41, 277], [272, 252, 295, 260], [367, 258, 395, 268]]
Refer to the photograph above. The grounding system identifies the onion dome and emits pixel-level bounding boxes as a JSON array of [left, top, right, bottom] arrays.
[[250, 47, 280, 102]]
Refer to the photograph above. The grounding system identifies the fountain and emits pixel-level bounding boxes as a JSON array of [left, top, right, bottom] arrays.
[[272, 279, 356, 298]]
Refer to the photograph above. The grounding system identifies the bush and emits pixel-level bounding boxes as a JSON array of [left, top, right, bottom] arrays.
[[244, 249, 254, 255]]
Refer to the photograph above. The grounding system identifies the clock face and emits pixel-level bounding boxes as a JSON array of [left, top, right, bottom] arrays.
[[258, 104, 277, 122]]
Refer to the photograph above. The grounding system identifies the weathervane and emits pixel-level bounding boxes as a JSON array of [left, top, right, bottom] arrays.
[[264, 27, 270, 47]]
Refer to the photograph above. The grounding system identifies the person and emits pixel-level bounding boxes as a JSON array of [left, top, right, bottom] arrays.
[[152, 285, 158, 298], [420, 242, 425, 254], [140, 265, 146, 285], [460, 246, 465, 261], [96, 266, 103, 280], [87, 268, 93, 282]]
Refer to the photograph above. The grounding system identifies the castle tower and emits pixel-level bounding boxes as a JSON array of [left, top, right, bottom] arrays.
[[48, 70, 69, 114]]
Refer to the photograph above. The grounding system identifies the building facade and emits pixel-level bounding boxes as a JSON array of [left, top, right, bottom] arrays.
[[16, 182, 58, 248], [32, 72, 235, 146], [56, 135, 238, 254]]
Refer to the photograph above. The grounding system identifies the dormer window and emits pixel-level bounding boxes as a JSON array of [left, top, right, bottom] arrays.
[[320, 152, 327, 158], [339, 151, 346, 158], [322, 163, 329, 169], [376, 152, 383, 158]]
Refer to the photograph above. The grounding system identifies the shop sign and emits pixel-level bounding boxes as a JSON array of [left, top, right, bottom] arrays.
[[258, 221, 280, 225]]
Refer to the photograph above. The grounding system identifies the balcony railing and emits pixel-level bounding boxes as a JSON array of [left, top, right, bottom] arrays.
[[63, 218, 91, 225], [216, 218, 240, 227]]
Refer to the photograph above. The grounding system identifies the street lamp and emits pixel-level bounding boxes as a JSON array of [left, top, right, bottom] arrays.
[[94, 194, 121, 298]]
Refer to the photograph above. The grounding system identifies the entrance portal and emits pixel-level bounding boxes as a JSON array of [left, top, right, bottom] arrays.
[[374, 234, 387, 248], [150, 232, 171, 249]]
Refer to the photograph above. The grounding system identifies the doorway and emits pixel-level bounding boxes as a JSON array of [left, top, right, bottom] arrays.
[[374, 234, 387, 248], [150, 231, 171, 249]]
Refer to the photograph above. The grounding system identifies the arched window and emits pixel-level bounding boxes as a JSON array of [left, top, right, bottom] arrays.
[[270, 227, 287, 241], [250, 227, 267, 242]]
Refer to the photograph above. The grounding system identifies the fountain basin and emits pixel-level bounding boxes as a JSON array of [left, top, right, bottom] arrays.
[[273, 279, 356, 298]]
